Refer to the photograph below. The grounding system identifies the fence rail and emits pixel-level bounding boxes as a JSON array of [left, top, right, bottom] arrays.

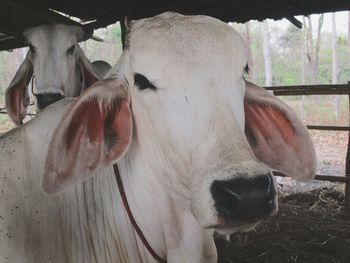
[[265, 84, 350, 95], [273, 172, 350, 184], [306, 125, 350, 131], [0, 110, 36, 116]]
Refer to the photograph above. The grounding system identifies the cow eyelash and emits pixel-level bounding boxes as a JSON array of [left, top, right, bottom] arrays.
[[66, 45, 76, 56], [134, 73, 157, 91]]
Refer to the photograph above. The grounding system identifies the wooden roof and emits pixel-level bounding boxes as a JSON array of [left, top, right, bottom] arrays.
[[0, 0, 349, 51]]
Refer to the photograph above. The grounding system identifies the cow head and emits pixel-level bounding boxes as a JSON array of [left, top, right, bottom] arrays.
[[5, 24, 100, 125], [42, 13, 316, 235]]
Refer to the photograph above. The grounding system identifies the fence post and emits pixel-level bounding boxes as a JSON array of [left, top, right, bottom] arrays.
[[345, 94, 350, 211]]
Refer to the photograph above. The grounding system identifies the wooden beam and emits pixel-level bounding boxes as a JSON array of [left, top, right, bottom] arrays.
[[274, 172, 350, 184], [264, 84, 350, 95], [121, 0, 350, 23], [0, 18, 23, 38], [0, 110, 35, 116], [0, 37, 27, 51], [307, 125, 350, 131], [0, 0, 86, 51], [265, 84, 350, 91], [0, 0, 81, 25], [286, 16, 302, 29], [273, 89, 350, 96]]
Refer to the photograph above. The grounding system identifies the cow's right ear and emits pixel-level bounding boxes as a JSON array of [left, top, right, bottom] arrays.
[[5, 52, 33, 125], [244, 81, 316, 181], [42, 79, 132, 195]]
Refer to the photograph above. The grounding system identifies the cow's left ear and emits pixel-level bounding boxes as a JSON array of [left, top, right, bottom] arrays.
[[244, 81, 316, 181], [76, 47, 101, 93], [5, 52, 33, 125], [42, 78, 132, 195]]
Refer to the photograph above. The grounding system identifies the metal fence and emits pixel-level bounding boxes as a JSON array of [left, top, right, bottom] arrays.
[[264, 83, 350, 210]]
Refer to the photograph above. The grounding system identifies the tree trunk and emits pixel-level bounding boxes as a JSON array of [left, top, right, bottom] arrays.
[[305, 15, 323, 104], [306, 17, 316, 84], [315, 15, 324, 104], [300, 17, 307, 120], [262, 20, 272, 86], [332, 13, 340, 121], [315, 14, 324, 78], [332, 13, 338, 85]]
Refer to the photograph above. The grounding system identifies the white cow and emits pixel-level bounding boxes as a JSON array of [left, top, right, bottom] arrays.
[[5, 24, 101, 125], [1, 13, 316, 263]]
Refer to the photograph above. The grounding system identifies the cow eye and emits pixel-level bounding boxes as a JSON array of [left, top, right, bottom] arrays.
[[66, 45, 76, 56], [134, 73, 157, 91]]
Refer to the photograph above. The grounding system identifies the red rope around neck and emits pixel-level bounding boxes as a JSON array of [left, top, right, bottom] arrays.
[[113, 164, 167, 263]]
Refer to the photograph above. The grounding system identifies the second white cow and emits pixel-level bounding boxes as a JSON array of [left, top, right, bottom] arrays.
[[5, 24, 101, 125]]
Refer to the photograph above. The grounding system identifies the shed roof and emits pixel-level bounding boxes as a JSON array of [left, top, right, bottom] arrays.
[[0, 0, 349, 51]]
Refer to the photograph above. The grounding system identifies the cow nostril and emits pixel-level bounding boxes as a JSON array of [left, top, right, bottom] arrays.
[[211, 183, 240, 218], [36, 93, 64, 110], [216, 186, 239, 217], [211, 173, 277, 223]]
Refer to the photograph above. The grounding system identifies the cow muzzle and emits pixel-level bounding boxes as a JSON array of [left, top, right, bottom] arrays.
[[36, 93, 64, 111], [210, 173, 277, 233]]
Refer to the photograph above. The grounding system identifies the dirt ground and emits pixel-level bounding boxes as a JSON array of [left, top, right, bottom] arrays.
[[215, 129, 350, 263], [216, 186, 350, 263]]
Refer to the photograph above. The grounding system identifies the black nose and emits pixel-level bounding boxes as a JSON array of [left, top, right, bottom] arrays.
[[36, 93, 64, 110], [211, 173, 276, 223]]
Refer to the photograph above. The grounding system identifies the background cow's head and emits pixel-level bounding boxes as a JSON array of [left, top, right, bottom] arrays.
[[5, 24, 100, 125], [42, 13, 316, 235]]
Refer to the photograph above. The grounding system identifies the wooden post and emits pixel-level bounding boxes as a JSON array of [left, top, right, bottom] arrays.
[[345, 94, 350, 211]]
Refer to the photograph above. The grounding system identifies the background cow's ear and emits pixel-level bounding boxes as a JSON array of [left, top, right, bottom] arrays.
[[244, 81, 316, 181], [92, 60, 112, 78], [5, 52, 33, 125], [76, 47, 101, 93], [42, 79, 132, 195], [121, 16, 134, 49]]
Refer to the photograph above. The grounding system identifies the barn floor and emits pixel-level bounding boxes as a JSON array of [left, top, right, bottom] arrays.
[[216, 186, 350, 263]]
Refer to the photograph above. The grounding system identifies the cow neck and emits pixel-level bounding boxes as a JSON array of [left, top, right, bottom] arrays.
[[113, 164, 167, 263]]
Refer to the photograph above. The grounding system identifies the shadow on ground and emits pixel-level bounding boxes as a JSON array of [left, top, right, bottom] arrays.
[[216, 186, 350, 263]]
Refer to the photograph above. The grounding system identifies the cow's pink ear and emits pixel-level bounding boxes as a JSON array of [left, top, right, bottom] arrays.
[[42, 79, 132, 194], [244, 81, 316, 181], [5, 52, 33, 125]]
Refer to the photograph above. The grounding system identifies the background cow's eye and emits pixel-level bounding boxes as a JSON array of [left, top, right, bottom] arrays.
[[29, 44, 36, 54], [244, 64, 250, 77], [66, 45, 76, 56], [134, 73, 157, 91]]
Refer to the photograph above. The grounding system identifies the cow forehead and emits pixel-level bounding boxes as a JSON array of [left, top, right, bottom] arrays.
[[130, 13, 245, 57], [128, 12, 248, 87], [24, 24, 82, 48]]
